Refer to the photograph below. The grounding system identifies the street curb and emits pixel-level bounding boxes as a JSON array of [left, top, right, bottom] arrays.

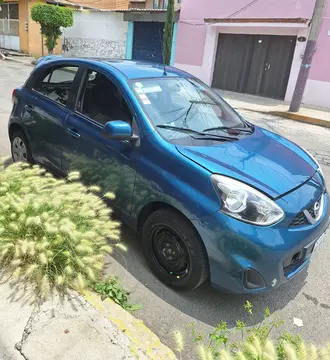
[[82, 290, 177, 360], [0, 56, 34, 67], [268, 111, 330, 129], [239, 107, 330, 129]]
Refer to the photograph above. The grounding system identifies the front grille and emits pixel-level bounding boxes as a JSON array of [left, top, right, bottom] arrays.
[[307, 201, 318, 218], [290, 212, 308, 227], [289, 194, 324, 227]]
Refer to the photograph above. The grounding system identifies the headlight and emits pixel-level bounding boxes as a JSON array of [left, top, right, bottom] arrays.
[[211, 175, 284, 226]]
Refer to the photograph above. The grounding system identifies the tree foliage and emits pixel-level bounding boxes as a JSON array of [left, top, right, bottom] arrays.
[[31, 4, 73, 54], [162, 0, 175, 65]]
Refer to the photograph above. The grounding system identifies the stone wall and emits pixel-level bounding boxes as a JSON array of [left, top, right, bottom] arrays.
[[62, 10, 128, 59], [63, 37, 126, 58]]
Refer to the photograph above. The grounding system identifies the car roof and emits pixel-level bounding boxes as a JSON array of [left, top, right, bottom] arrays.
[[36, 56, 190, 80]]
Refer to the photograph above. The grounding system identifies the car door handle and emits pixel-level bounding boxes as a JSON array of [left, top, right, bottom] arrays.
[[66, 128, 80, 139], [25, 104, 33, 113]]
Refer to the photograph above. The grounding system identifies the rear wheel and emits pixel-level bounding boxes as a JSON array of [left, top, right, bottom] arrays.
[[10, 130, 33, 163], [142, 209, 209, 291]]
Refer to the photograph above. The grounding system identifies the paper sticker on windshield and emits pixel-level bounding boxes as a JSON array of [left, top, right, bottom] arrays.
[[135, 82, 144, 88], [139, 94, 148, 100], [138, 93, 151, 105], [135, 88, 143, 94], [143, 85, 162, 94]]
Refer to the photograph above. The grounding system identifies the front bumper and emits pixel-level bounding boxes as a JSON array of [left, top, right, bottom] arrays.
[[192, 176, 330, 294]]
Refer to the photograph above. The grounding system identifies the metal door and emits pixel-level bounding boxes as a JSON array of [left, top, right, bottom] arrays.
[[132, 22, 164, 63], [212, 34, 254, 92], [245, 36, 270, 96], [259, 36, 296, 99], [212, 34, 296, 100]]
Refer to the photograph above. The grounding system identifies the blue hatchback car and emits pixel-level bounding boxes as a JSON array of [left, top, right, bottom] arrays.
[[9, 57, 329, 294]]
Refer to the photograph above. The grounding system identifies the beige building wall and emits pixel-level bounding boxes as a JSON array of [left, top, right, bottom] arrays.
[[16, 0, 63, 56], [18, 0, 29, 53]]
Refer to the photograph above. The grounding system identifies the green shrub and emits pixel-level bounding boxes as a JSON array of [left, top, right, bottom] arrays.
[[93, 276, 142, 312], [31, 4, 73, 54], [0, 160, 120, 300], [178, 301, 330, 360]]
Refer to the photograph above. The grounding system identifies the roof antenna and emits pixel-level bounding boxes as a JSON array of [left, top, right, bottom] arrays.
[[159, 29, 167, 76]]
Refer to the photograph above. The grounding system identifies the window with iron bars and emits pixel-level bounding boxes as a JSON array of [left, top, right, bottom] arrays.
[[0, 3, 19, 20]]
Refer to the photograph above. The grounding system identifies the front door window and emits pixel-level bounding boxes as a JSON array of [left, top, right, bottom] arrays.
[[77, 70, 133, 126]]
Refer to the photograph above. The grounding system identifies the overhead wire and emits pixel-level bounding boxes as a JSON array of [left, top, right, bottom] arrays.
[[225, 0, 260, 19]]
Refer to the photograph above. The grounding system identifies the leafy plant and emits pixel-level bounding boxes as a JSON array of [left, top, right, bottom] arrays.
[[183, 301, 329, 359], [163, 0, 174, 65], [93, 277, 142, 312], [31, 4, 73, 54], [0, 160, 120, 301]]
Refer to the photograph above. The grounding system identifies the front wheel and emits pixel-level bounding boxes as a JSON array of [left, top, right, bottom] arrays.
[[142, 209, 209, 291]]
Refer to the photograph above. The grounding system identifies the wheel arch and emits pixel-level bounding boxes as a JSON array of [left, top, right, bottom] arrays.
[[8, 122, 28, 141], [137, 201, 186, 232]]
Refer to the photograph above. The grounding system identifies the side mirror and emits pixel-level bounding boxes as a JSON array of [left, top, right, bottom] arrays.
[[104, 121, 132, 141]]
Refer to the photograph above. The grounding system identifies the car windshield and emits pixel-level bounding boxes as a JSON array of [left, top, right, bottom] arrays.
[[130, 77, 247, 142]]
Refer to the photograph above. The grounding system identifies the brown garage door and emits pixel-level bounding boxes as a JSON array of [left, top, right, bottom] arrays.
[[212, 34, 296, 100]]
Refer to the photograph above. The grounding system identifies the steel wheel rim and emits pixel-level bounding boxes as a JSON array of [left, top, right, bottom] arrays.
[[151, 225, 190, 278], [12, 137, 27, 162]]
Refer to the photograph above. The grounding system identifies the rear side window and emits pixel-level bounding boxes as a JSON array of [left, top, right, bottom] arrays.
[[33, 66, 79, 107]]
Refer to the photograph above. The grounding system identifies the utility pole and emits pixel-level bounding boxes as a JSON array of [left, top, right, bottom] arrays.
[[289, 0, 326, 112]]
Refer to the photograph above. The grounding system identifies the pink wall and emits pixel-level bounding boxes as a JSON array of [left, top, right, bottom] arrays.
[[309, 3, 330, 82], [176, 23, 207, 65], [180, 0, 316, 22]]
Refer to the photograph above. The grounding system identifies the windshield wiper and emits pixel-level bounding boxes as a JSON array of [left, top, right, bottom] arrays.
[[183, 100, 217, 125], [189, 100, 217, 105], [203, 125, 253, 134], [156, 125, 238, 140]]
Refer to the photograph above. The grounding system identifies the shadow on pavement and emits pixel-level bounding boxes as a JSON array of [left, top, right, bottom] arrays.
[[109, 223, 307, 329]]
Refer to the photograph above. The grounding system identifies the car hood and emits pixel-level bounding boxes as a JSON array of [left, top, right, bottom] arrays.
[[176, 126, 317, 198]]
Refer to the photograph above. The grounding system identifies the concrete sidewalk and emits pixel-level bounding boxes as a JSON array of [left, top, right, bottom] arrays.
[[0, 281, 176, 360], [0, 52, 35, 67], [218, 90, 330, 129]]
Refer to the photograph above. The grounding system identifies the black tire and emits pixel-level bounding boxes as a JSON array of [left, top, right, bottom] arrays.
[[142, 208, 209, 291], [10, 129, 34, 164]]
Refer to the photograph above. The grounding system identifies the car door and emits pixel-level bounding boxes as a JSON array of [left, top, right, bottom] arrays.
[[23, 64, 79, 173], [62, 67, 140, 219]]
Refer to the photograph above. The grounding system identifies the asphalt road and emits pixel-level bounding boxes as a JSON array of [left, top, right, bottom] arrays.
[[1, 61, 330, 359]]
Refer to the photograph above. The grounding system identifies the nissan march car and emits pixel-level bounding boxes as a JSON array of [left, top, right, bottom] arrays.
[[9, 57, 330, 293]]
